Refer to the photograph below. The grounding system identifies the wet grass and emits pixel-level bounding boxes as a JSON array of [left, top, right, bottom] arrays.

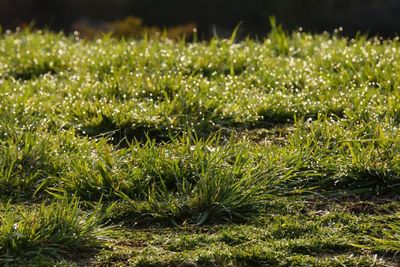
[[1, 25, 400, 266]]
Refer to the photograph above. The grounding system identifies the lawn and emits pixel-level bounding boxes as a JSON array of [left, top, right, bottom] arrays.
[[0, 24, 400, 266]]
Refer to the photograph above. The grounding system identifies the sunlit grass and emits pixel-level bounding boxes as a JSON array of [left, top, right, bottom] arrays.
[[0, 198, 107, 264], [1, 24, 400, 265]]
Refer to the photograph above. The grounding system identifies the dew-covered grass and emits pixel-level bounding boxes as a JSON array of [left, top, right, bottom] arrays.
[[1, 25, 400, 266]]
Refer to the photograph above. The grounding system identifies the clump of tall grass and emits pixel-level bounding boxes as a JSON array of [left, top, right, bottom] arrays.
[[0, 132, 59, 199], [109, 132, 311, 225], [268, 16, 289, 56], [0, 197, 107, 263], [287, 119, 400, 195]]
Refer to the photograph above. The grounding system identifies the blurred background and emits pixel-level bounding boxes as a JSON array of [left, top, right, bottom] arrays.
[[1, 0, 400, 39]]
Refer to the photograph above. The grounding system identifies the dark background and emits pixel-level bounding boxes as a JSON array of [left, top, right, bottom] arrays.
[[1, 0, 400, 38]]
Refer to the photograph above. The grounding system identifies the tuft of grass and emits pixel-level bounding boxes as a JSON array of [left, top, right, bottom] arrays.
[[112, 132, 269, 225], [108, 131, 314, 225], [0, 132, 59, 199], [268, 16, 289, 56], [0, 197, 108, 263]]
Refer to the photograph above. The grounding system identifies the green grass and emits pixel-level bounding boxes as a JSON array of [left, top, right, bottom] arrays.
[[1, 23, 400, 266], [0, 197, 107, 265]]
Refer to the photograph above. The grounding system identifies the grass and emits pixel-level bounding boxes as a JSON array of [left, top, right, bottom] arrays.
[[1, 22, 400, 265], [0, 197, 106, 265]]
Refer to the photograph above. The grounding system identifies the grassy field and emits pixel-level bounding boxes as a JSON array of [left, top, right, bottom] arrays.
[[1, 23, 400, 266]]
